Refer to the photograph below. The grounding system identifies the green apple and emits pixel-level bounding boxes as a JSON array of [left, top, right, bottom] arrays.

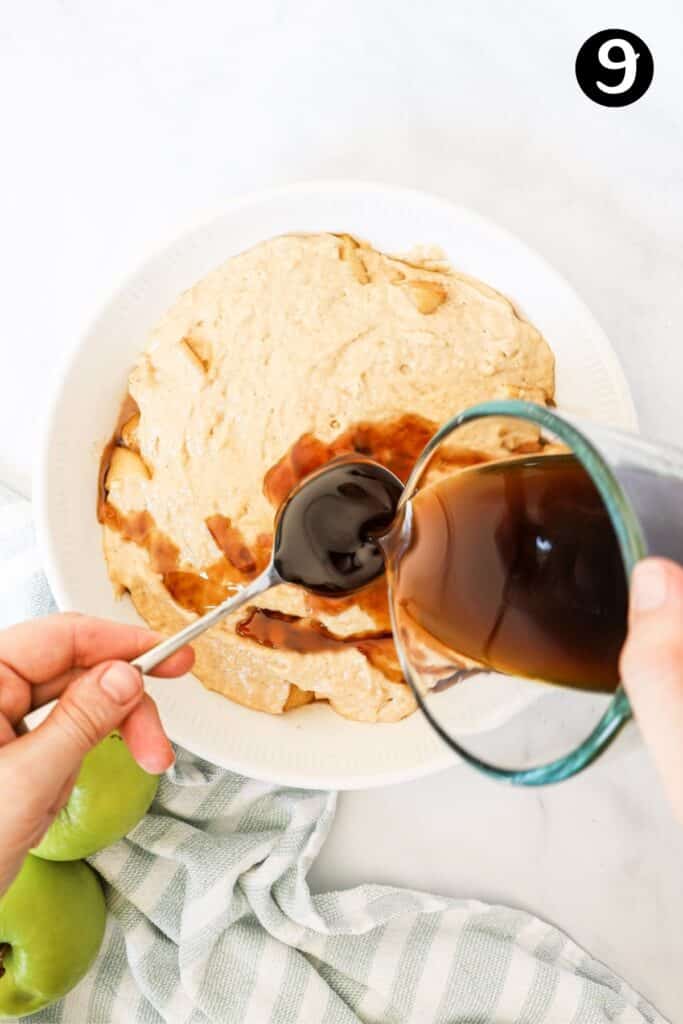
[[33, 732, 159, 861], [0, 855, 106, 1018]]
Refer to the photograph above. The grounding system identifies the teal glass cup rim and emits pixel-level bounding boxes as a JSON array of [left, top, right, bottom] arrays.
[[390, 399, 647, 786]]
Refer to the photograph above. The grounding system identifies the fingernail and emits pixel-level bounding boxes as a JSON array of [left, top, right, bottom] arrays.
[[631, 560, 669, 614], [100, 663, 142, 705], [137, 748, 175, 775]]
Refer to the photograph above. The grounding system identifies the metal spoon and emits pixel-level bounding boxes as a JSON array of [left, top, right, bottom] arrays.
[[130, 457, 403, 675]]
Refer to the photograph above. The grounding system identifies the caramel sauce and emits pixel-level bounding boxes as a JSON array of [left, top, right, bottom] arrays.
[[162, 571, 233, 614], [391, 454, 628, 691], [100, 504, 180, 574], [206, 514, 256, 573], [236, 607, 402, 682], [205, 515, 271, 578], [264, 413, 438, 508]]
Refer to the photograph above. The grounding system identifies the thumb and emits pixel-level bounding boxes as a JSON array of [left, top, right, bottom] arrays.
[[28, 660, 144, 777], [621, 558, 683, 821]]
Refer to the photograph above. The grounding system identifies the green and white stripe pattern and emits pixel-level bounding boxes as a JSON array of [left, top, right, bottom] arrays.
[[1, 489, 668, 1023]]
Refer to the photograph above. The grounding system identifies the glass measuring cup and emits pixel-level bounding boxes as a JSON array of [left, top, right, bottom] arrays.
[[385, 399, 683, 785]]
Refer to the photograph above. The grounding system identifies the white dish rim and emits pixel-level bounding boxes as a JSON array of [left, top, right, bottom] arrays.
[[33, 179, 638, 789]]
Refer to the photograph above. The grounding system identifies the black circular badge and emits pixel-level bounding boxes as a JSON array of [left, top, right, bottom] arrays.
[[575, 30, 654, 107]]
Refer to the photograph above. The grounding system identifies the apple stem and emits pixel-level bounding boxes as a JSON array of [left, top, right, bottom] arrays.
[[0, 942, 9, 979]]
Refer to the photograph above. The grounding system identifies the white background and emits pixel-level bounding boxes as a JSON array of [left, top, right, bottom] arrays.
[[2, 1, 683, 1018]]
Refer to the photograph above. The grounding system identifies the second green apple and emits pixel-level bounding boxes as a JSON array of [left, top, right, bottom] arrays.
[[33, 732, 159, 861]]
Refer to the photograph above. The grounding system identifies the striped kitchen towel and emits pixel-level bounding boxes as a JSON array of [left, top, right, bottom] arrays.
[[0, 485, 667, 1024]]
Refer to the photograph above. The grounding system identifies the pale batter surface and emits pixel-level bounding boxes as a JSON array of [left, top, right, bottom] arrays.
[[101, 233, 555, 721]]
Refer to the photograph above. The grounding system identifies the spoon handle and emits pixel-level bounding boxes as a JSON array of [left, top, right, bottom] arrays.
[[130, 565, 279, 676]]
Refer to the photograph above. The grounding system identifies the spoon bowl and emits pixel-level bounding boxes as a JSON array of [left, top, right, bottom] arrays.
[[272, 456, 404, 595]]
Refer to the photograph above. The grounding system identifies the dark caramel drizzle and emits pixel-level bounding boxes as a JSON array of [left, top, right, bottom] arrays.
[[100, 505, 180, 575], [162, 571, 233, 614], [264, 413, 438, 508], [206, 514, 257, 573], [205, 515, 271, 579], [236, 607, 403, 682]]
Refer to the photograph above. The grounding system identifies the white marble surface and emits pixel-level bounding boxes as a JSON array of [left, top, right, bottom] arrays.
[[2, 2, 683, 1018]]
